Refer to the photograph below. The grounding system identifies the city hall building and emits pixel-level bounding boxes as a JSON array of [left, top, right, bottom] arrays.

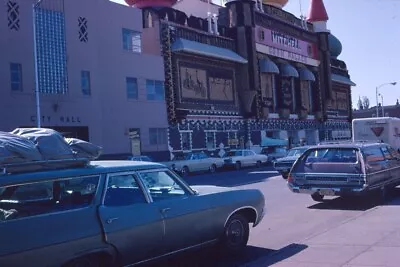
[[132, 0, 356, 158], [0, 0, 169, 160]]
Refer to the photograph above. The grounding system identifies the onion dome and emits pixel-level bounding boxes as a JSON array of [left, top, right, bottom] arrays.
[[262, 0, 289, 9], [125, 0, 177, 8], [328, 33, 342, 58], [307, 0, 328, 22]]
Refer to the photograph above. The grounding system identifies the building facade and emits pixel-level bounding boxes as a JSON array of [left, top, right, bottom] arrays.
[[0, 0, 169, 160], [132, 0, 356, 159]]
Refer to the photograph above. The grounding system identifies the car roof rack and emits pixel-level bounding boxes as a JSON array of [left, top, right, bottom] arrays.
[[0, 157, 90, 176]]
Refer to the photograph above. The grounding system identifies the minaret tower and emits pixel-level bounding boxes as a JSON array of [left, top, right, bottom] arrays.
[[307, 0, 333, 111]]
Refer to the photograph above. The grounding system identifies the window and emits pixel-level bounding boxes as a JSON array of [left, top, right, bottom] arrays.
[[260, 74, 276, 111], [363, 147, 385, 163], [305, 148, 358, 163], [126, 77, 138, 99], [206, 132, 216, 150], [78, 17, 88, 42], [7, 1, 20, 31], [146, 80, 165, 100], [300, 81, 312, 112], [181, 132, 191, 151], [104, 174, 147, 206], [139, 171, 187, 202], [149, 128, 167, 146], [81, 71, 91, 95], [381, 146, 393, 160], [10, 63, 22, 91], [0, 176, 100, 221], [122, 28, 142, 53]]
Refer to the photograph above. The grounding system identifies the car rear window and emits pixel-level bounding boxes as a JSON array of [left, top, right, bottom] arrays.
[[304, 148, 358, 163]]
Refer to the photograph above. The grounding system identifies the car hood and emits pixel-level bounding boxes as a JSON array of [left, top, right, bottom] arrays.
[[275, 156, 299, 162], [190, 185, 232, 195]]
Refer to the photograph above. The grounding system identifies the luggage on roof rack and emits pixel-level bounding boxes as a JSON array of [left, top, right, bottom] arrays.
[[0, 128, 102, 174]]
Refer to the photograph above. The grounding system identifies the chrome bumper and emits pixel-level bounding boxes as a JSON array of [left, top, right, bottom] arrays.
[[288, 183, 367, 196]]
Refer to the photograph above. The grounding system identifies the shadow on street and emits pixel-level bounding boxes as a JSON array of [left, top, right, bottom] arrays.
[[184, 167, 279, 188], [141, 243, 307, 267], [308, 186, 400, 211]]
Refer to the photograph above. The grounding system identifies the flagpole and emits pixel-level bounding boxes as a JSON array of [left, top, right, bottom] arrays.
[[33, 0, 42, 128]]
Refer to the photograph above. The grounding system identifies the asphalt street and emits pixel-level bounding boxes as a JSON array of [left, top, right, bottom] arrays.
[[142, 166, 400, 267]]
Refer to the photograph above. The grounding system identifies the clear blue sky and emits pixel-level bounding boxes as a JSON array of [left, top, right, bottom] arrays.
[[112, 0, 400, 108]]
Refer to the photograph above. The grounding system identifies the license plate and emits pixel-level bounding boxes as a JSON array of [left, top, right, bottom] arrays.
[[319, 189, 335, 196]]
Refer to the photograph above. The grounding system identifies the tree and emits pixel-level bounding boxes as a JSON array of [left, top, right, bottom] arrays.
[[362, 96, 370, 109], [357, 96, 363, 110]]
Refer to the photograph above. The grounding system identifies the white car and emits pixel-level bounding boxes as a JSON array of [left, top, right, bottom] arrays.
[[163, 152, 225, 176], [223, 149, 269, 170]]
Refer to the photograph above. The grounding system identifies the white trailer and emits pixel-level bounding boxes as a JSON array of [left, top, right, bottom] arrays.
[[352, 117, 400, 150]]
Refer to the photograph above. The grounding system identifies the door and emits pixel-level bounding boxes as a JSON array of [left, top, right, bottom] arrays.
[[98, 173, 164, 265], [138, 169, 215, 254], [243, 150, 255, 166], [198, 152, 212, 171]]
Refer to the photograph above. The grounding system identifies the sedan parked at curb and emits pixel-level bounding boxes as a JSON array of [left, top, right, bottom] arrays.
[[162, 152, 225, 177], [224, 150, 269, 170], [273, 146, 311, 179]]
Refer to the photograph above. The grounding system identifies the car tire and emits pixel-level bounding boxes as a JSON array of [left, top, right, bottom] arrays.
[[65, 255, 101, 267], [210, 164, 217, 173], [219, 213, 249, 254], [282, 173, 288, 179], [256, 161, 262, 168], [311, 192, 324, 202], [235, 161, 241, 170], [181, 166, 190, 177]]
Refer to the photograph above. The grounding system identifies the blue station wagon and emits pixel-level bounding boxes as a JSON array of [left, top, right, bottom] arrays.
[[0, 160, 265, 267]]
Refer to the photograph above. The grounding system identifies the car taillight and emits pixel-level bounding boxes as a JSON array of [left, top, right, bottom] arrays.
[[287, 174, 294, 183]]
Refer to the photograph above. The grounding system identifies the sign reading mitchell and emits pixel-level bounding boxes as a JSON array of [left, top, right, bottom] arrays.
[[271, 31, 301, 51]]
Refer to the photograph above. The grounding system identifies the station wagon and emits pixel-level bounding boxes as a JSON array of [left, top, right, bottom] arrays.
[[0, 160, 265, 267], [287, 142, 400, 202]]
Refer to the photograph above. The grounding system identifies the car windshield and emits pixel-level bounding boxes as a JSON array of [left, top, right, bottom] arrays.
[[287, 148, 307, 157], [304, 148, 358, 163]]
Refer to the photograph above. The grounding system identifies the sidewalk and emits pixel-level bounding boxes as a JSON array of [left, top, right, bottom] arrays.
[[243, 205, 400, 267]]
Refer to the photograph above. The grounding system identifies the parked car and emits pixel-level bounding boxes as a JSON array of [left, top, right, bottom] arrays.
[[128, 155, 153, 162], [163, 151, 225, 176], [261, 146, 287, 161], [274, 146, 311, 179], [0, 160, 265, 267], [287, 142, 400, 202], [224, 149, 269, 170]]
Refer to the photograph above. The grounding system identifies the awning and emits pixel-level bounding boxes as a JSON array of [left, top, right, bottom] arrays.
[[171, 38, 248, 64], [331, 73, 356, 86], [261, 137, 288, 147], [259, 59, 279, 74], [299, 68, 316, 81], [279, 63, 299, 78]]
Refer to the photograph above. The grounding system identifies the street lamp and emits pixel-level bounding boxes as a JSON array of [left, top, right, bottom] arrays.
[[33, 0, 43, 128], [376, 82, 396, 117], [378, 93, 384, 117]]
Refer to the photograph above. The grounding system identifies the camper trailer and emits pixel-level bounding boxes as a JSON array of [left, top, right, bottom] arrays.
[[352, 117, 400, 150]]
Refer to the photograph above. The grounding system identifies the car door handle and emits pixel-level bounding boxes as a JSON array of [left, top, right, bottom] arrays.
[[106, 217, 119, 224], [160, 208, 171, 213]]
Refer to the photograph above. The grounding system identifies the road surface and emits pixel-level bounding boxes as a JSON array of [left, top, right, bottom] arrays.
[[143, 166, 400, 267]]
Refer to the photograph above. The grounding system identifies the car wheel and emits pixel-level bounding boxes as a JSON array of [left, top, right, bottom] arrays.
[[210, 164, 217, 173], [66, 255, 101, 267], [311, 192, 324, 202], [181, 166, 190, 177], [256, 161, 262, 168], [282, 173, 288, 179], [219, 213, 249, 254], [235, 161, 241, 170]]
